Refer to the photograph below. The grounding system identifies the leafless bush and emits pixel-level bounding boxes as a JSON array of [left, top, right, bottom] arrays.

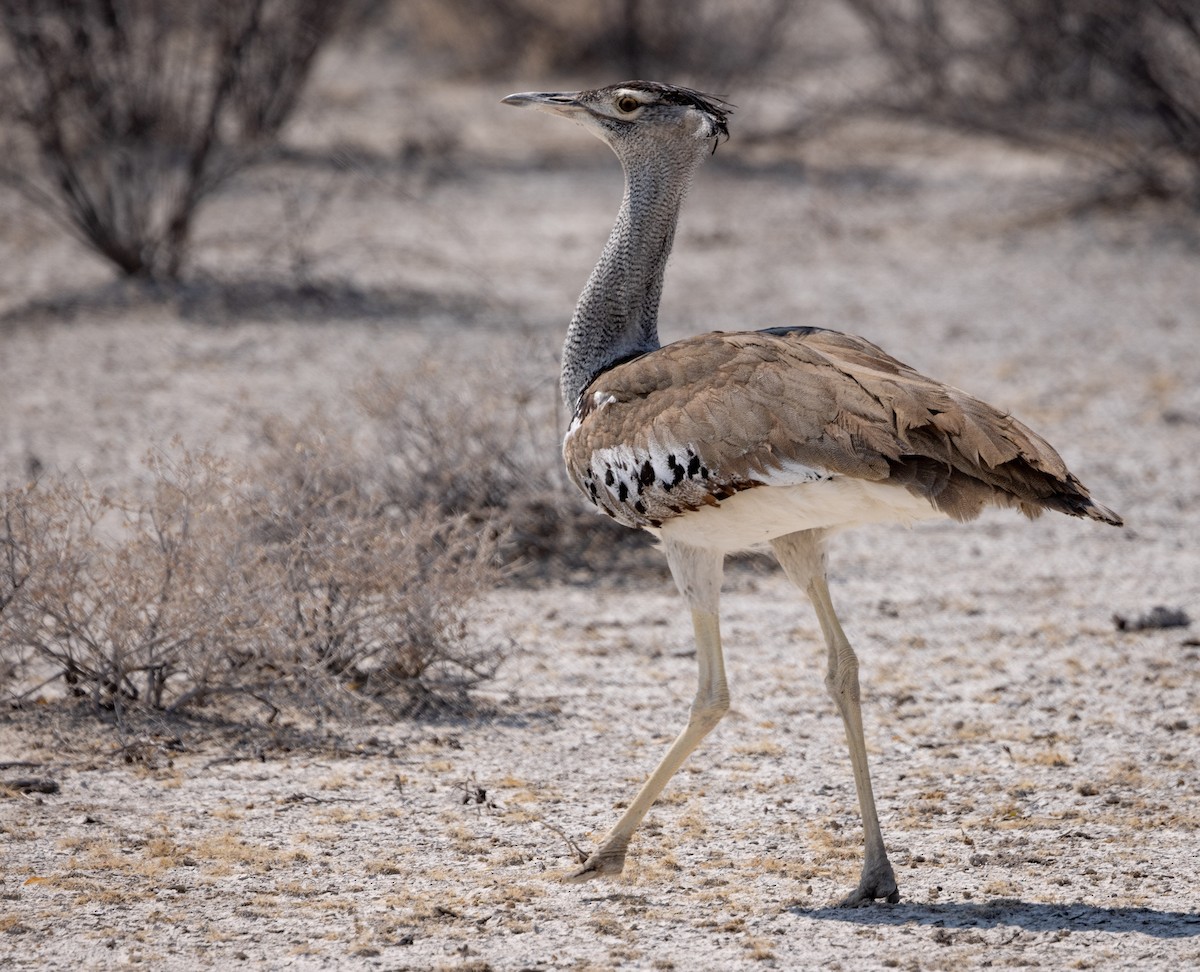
[[246, 418, 505, 714], [0, 435, 504, 722], [0, 0, 344, 280], [844, 0, 1200, 203], [0, 456, 268, 717], [401, 0, 805, 86]]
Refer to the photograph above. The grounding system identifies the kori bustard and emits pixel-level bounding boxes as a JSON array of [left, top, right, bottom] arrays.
[[503, 80, 1121, 905]]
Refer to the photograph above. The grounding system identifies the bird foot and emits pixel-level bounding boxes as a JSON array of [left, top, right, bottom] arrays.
[[838, 861, 900, 906], [564, 844, 628, 883]]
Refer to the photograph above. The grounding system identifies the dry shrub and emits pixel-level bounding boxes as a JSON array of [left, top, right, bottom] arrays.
[[0, 0, 345, 279], [0, 456, 268, 717], [0, 437, 503, 722], [247, 418, 504, 713], [845, 0, 1200, 203]]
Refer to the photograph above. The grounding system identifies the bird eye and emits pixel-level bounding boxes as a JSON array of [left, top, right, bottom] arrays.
[[616, 95, 640, 113]]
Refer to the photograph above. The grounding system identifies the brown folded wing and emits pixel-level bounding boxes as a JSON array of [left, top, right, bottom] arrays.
[[564, 327, 1122, 530]]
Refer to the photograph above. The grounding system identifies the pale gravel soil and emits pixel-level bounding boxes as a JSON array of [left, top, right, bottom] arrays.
[[2, 57, 1200, 970]]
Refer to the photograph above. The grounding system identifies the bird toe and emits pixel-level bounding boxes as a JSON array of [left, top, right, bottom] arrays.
[[839, 866, 901, 906], [564, 848, 626, 883]]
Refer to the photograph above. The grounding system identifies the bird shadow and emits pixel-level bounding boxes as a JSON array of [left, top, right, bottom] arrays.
[[790, 899, 1200, 939]]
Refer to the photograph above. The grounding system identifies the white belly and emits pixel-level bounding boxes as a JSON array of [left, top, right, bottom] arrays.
[[651, 478, 945, 553]]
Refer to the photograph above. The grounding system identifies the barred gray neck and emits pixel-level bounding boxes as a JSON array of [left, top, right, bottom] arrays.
[[561, 144, 705, 409]]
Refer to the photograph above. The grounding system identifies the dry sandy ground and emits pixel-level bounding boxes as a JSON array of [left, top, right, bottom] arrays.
[[2, 47, 1200, 971]]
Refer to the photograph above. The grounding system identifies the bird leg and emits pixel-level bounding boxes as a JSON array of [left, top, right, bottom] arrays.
[[568, 544, 729, 882], [808, 572, 900, 905], [771, 531, 899, 906]]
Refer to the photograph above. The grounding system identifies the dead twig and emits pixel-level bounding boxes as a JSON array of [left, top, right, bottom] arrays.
[[1113, 606, 1192, 632], [535, 817, 588, 865], [280, 791, 366, 807], [457, 773, 498, 809], [2, 777, 59, 795]]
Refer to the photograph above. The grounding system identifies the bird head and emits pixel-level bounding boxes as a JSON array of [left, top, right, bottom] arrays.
[[502, 81, 732, 160]]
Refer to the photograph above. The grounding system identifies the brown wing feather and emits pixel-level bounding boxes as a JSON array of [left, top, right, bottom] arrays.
[[564, 328, 1122, 529]]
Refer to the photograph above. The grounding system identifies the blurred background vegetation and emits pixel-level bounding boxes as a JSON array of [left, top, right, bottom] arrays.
[[0, 0, 1196, 285], [1, 0, 1195, 729]]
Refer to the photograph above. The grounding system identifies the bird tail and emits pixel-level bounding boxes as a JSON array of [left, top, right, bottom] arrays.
[[1069, 495, 1123, 527]]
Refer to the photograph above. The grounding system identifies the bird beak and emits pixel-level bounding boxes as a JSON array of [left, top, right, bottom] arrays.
[[501, 90, 586, 118]]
